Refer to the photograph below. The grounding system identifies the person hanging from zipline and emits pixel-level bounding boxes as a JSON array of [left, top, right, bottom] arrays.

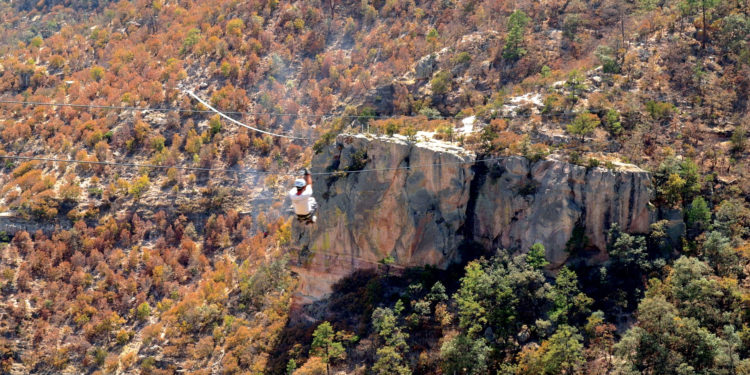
[[289, 168, 317, 225]]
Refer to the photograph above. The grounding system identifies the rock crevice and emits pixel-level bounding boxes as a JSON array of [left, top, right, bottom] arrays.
[[293, 134, 653, 299]]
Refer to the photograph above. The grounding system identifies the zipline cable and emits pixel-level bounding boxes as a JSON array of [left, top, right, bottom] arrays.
[[184, 90, 309, 140]]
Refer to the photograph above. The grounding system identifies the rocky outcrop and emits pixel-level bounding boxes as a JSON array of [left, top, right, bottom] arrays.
[[470, 157, 652, 266], [293, 134, 653, 299], [415, 54, 438, 80], [0, 212, 69, 237]]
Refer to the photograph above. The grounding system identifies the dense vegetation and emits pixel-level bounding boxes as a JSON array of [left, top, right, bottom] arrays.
[[0, 0, 748, 373]]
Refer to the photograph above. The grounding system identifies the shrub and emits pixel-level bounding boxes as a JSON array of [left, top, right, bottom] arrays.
[[567, 112, 600, 141], [480, 118, 507, 145], [92, 347, 107, 366], [116, 329, 132, 345], [562, 14, 581, 40], [182, 28, 201, 54], [541, 65, 551, 78], [49, 55, 65, 69], [136, 302, 151, 321], [660, 173, 686, 206], [141, 357, 156, 371], [717, 14, 750, 59], [90, 66, 105, 82], [451, 51, 472, 65], [129, 175, 150, 198], [295, 356, 327, 374], [302, 31, 326, 55], [603, 109, 623, 136], [210, 85, 248, 112], [358, 107, 376, 123], [349, 149, 368, 171], [150, 135, 165, 152], [430, 71, 452, 95], [426, 28, 439, 45], [526, 243, 549, 269], [209, 115, 222, 135], [419, 107, 441, 119], [12, 161, 38, 178], [185, 130, 203, 155], [595, 45, 621, 74], [542, 93, 564, 115], [435, 124, 455, 141], [385, 121, 400, 136], [524, 143, 549, 162], [404, 125, 418, 143], [30, 36, 43, 48], [730, 125, 746, 153], [59, 178, 82, 202], [686, 197, 711, 231], [120, 351, 137, 370], [569, 151, 583, 165], [565, 70, 587, 102], [645, 100, 674, 122], [226, 19, 245, 37]]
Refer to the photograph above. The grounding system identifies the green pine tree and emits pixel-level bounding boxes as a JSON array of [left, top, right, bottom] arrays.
[[310, 322, 345, 375], [503, 10, 530, 60]]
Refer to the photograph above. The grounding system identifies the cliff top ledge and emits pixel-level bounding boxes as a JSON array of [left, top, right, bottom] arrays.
[[340, 133, 647, 174]]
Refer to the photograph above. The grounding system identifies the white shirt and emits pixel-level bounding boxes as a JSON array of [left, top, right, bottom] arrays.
[[289, 185, 314, 215]]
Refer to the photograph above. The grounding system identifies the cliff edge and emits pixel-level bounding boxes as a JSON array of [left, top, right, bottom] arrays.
[[293, 134, 653, 299]]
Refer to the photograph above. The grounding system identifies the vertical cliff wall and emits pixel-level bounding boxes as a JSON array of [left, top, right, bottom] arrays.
[[470, 157, 652, 266], [292, 134, 653, 299]]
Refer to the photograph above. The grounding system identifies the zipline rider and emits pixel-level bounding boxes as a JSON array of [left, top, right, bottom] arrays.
[[289, 169, 316, 224]]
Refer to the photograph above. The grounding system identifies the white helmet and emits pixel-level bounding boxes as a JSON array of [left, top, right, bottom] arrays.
[[294, 179, 306, 188]]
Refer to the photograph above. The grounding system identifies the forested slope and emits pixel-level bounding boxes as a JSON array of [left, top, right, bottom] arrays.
[[0, 0, 748, 373]]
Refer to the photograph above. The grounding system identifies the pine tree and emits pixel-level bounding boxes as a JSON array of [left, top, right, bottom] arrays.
[[683, 0, 721, 49], [310, 322, 345, 375], [567, 112, 600, 141], [503, 10, 530, 60], [526, 243, 549, 269]]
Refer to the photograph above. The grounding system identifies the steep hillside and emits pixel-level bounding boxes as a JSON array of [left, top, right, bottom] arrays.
[[0, 0, 749, 374]]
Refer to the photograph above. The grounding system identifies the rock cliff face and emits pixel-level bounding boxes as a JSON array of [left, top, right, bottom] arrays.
[[470, 157, 652, 267], [293, 134, 653, 299]]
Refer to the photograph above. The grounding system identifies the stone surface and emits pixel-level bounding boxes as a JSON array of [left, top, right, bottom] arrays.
[[471, 157, 652, 266], [0, 212, 68, 236], [415, 53, 437, 80], [297, 134, 475, 267], [293, 134, 654, 299]]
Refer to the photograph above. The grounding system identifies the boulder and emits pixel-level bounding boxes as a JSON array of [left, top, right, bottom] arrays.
[[363, 84, 396, 115], [415, 53, 438, 80]]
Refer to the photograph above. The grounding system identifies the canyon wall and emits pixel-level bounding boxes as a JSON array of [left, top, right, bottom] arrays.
[[292, 134, 653, 299]]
